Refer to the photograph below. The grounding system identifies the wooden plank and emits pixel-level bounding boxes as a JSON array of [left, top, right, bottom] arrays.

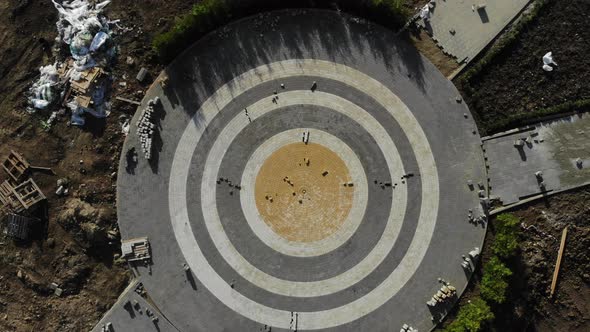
[[116, 96, 141, 106], [2, 151, 31, 183], [550, 227, 568, 298], [29, 166, 56, 174]]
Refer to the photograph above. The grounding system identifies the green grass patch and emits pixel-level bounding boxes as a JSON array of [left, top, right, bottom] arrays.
[[152, 0, 229, 62], [444, 298, 494, 332]]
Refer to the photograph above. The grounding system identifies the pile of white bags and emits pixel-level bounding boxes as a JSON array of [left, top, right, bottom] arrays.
[[28, 0, 117, 126]]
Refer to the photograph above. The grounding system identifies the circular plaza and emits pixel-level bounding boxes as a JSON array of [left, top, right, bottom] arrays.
[[117, 9, 487, 332]]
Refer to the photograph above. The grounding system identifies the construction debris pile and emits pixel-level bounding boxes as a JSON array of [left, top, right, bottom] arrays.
[[460, 247, 481, 271], [0, 151, 47, 240], [426, 280, 457, 307], [27, 0, 118, 127], [400, 324, 418, 332], [121, 237, 151, 264], [136, 97, 160, 160]]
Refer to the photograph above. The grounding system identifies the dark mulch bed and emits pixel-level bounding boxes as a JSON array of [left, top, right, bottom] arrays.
[[456, 0, 590, 135]]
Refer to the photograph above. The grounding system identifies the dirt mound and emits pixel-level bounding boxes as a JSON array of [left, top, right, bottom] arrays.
[[55, 198, 118, 247]]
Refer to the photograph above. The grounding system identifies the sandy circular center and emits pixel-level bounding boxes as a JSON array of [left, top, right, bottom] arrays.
[[255, 142, 354, 243]]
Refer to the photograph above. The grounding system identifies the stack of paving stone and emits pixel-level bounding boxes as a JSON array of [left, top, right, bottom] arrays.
[[426, 283, 457, 307], [400, 324, 418, 332], [461, 247, 481, 270], [136, 97, 159, 160]]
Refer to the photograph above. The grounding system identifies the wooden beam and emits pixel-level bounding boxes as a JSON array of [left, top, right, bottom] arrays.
[[550, 227, 568, 298], [116, 96, 141, 106], [29, 165, 56, 175]]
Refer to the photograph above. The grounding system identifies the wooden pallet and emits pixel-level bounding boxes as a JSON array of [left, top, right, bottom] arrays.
[[0, 179, 45, 213], [0, 181, 21, 212], [12, 178, 46, 211], [2, 150, 30, 183]]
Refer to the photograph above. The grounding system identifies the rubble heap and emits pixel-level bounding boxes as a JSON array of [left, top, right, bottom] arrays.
[[121, 237, 151, 264], [5, 214, 38, 240], [0, 152, 47, 240], [27, 0, 118, 126]]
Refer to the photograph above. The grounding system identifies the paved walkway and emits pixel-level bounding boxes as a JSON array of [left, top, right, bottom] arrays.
[[484, 113, 590, 205], [110, 9, 487, 332], [416, 0, 531, 63], [91, 280, 178, 332]]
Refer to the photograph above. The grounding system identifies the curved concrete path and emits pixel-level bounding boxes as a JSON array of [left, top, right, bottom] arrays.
[[113, 9, 487, 332]]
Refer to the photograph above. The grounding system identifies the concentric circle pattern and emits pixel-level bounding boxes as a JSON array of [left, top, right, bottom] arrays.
[[243, 129, 368, 258], [117, 9, 487, 332]]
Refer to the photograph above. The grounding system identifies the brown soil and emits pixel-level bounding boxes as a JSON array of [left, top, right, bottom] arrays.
[[404, 28, 459, 78], [438, 187, 590, 332], [400, 0, 460, 78], [0, 0, 423, 330], [455, 0, 590, 135], [510, 188, 590, 331], [0, 0, 199, 331]]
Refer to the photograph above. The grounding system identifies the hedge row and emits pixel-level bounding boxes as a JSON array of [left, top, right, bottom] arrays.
[[371, 0, 406, 13], [152, 0, 230, 63], [152, 0, 410, 63], [480, 256, 512, 304], [444, 213, 521, 332], [484, 98, 590, 134], [491, 213, 520, 259]]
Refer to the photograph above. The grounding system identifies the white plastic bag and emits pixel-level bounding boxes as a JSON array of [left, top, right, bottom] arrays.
[[73, 55, 97, 71], [33, 100, 51, 109], [28, 64, 59, 110], [543, 52, 557, 66], [542, 52, 557, 71], [420, 5, 431, 20], [121, 119, 130, 136], [89, 31, 109, 52], [52, 0, 111, 45]]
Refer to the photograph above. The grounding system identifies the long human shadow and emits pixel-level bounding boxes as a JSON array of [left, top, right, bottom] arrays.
[[477, 7, 490, 24]]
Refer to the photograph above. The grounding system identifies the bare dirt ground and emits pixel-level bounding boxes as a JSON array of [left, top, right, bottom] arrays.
[[0, 0, 197, 331], [438, 187, 590, 332], [511, 188, 590, 332], [455, 0, 590, 135], [405, 28, 459, 78]]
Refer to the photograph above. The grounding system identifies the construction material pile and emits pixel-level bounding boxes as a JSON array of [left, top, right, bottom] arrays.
[[136, 98, 160, 161], [27, 0, 118, 126], [426, 282, 457, 307], [0, 151, 47, 241]]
